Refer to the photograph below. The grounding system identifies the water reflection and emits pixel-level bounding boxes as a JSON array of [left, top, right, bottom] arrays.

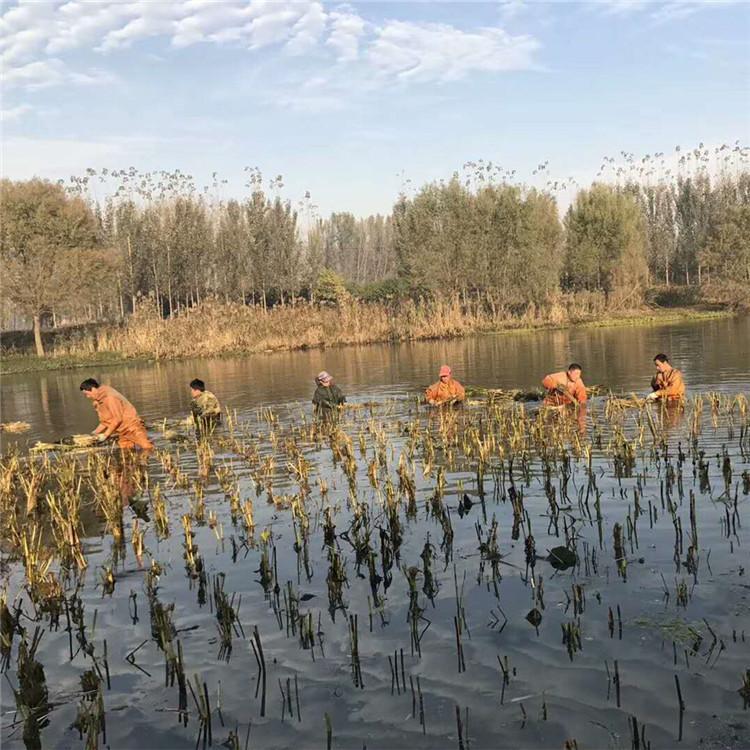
[[660, 401, 686, 432], [2, 317, 749, 449]]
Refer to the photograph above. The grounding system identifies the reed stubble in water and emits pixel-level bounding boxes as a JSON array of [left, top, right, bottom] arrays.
[[0, 392, 748, 748]]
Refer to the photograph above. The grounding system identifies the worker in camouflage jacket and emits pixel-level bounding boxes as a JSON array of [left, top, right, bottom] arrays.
[[190, 378, 221, 437]]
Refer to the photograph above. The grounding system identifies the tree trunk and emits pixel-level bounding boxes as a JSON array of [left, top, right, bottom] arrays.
[[33, 314, 45, 356], [166, 244, 174, 317], [127, 235, 137, 313], [152, 259, 161, 314]]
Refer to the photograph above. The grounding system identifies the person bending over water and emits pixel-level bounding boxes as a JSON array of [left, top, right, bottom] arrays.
[[425, 365, 465, 406], [190, 378, 222, 436], [80, 378, 153, 450], [542, 364, 588, 407], [646, 354, 685, 402], [313, 371, 346, 417]]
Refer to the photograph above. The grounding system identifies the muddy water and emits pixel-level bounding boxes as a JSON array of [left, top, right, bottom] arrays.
[[1, 316, 750, 750]]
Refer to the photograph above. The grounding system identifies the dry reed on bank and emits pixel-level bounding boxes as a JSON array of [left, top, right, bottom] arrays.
[[26, 292, 632, 362]]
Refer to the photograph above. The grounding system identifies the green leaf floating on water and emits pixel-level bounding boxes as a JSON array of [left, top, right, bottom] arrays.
[[547, 546, 577, 570]]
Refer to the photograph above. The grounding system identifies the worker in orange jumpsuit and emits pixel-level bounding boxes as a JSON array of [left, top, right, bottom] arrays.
[[425, 365, 466, 406], [80, 378, 153, 450], [542, 364, 588, 406], [646, 354, 686, 402]]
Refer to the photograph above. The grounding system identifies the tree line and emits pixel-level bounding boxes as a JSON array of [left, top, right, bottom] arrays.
[[1, 146, 748, 355]]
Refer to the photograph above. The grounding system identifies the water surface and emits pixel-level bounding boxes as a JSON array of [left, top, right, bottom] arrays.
[[3, 316, 748, 443], [1, 316, 749, 750]]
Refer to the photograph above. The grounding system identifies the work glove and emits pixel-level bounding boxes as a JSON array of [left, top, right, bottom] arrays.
[[645, 392, 658, 402]]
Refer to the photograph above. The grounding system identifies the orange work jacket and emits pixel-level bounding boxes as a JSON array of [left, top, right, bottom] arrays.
[[542, 371, 588, 406], [651, 368, 686, 401], [92, 385, 152, 449], [425, 379, 466, 405]]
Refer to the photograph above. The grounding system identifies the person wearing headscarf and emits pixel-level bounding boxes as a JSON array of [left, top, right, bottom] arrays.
[[312, 371, 346, 415]]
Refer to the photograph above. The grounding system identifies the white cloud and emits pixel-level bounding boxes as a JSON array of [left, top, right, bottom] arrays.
[[171, 3, 251, 48], [98, 5, 179, 51], [0, 0, 541, 105], [598, 0, 651, 14], [368, 21, 539, 83], [50, 3, 134, 54], [285, 2, 327, 55], [270, 73, 350, 113], [0, 3, 57, 65], [0, 1, 329, 69], [0, 133, 210, 181], [2, 59, 63, 89], [595, 0, 738, 21], [0, 103, 32, 121], [649, 0, 737, 23], [327, 6, 365, 62], [2, 57, 115, 91], [498, 0, 529, 20], [0, 135, 130, 179]]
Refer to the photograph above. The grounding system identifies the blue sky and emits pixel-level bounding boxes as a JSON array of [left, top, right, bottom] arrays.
[[1, 1, 748, 217]]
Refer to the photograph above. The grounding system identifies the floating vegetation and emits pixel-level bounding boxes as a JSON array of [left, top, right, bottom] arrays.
[[0, 390, 748, 748], [30, 434, 99, 453], [0, 422, 31, 434], [632, 616, 704, 645]]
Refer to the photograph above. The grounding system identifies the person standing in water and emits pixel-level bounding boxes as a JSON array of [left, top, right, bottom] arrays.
[[190, 379, 222, 436], [542, 364, 588, 407], [425, 365, 466, 406], [313, 371, 346, 417], [646, 354, 686, 402], [80, 379, 153, 450]]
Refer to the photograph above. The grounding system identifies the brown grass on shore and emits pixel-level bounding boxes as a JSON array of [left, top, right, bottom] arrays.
[[29, 293, 620, 360], [3, 290, 735, 367]]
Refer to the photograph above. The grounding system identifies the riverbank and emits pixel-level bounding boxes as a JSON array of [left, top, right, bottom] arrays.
[[1, 297, 738, 376], [0, 351, 145, 376]]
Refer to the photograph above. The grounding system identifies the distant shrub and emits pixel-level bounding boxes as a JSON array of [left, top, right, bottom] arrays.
[[315, 269, 349, 305], [646, 285, 701, 308], [352, 278, 410, 303]]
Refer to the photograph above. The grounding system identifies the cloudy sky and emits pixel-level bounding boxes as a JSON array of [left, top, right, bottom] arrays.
[[1, 0, 748, 215]]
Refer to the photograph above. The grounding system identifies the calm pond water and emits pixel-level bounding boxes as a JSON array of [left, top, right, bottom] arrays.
[[2, 316, 750, 444], [1, 316, 749, 750]]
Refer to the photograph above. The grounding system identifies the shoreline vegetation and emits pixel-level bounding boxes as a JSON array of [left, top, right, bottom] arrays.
[[0, 297, 738, 375], [2, 145, 748, 374]]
